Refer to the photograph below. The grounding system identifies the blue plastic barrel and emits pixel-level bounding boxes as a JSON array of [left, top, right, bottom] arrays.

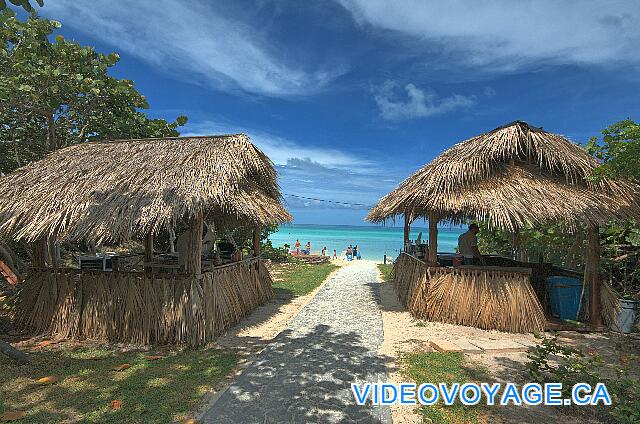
[[546, 276, 585, 320], [612, 299, 638, 333]]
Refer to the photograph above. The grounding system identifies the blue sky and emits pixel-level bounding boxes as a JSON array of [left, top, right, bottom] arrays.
[[39, 0, 640, 225]]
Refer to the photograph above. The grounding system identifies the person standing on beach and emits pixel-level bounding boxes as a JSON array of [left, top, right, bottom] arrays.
[[322, 246, 326, 256], [305, 241, 311, 255], [295, 239, 301, 255], [346, 245, 353, 261], [353, 244, 358, 259], [333, 249, 337, 259]]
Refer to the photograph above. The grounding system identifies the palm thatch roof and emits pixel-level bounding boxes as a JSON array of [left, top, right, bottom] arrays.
[[368, 121, 640, 230], [0, 134, 291, 243]]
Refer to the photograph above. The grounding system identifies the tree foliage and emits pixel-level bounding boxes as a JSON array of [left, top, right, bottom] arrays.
[[0, 0, 43, 15], [0, 11, 187, 174], [587, 119, 640, 180], [477, 223, 587, 269], [478, 221, 640, 300]]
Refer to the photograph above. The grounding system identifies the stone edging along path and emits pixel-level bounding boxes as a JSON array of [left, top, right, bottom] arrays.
[[202, 261, 392, 423]]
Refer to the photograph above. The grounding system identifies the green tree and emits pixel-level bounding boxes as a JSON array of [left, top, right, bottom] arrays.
[[0, 0, 43, 14], [0, 11, 187, 174], [587, 119, 640, 180]]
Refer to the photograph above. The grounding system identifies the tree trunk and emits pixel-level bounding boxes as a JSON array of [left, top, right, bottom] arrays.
[[46, 112, 56, 151], [0, 340, 30, 364], [253, 226, 261, 258]]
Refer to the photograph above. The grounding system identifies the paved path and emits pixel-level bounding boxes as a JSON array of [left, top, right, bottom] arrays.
[[203, 261, 391, 424]]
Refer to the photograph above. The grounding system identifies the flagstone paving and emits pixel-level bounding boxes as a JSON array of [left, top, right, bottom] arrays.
[[202, 261, 391, 424]]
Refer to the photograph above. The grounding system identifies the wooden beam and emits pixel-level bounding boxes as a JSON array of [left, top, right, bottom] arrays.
[[183, 211, 204, 276], [253, 226, 261, 258], [586, 223, 603, 327], [428, 212, 439, 264], [31, 238, 48, 268], [403, 212, 411, 250], [144, 231, 154, 272], [47, 236, 59, 268]]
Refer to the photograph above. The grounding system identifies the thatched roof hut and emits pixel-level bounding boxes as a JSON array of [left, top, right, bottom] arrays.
[[368, 121, 640, 229], [2, 134, 290, 347], [0, 134, 291, 243], [369, 121, 640, 331]]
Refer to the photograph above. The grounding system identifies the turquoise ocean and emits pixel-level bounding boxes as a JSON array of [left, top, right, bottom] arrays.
[[268, 224, 464, 261]]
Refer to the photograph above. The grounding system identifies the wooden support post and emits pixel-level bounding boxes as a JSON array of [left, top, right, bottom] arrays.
[[403, 212, 411, 251], [168, 226, 176, 253], [253, 226, 261, 258], [46, 235, 60, 268], [87, 239, 97, 255], [31, 238, 48, 268], [510, 230, 518, 261], [183, 211, 204, 276], [144, 231, 154, 272], [586, 223, 603, 328], [428, 212, 439, 264]]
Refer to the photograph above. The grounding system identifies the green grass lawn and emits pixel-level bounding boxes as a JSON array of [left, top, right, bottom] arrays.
[[401, 352, 490, 424], [0, 344, 237, 423], [0, 261, 338, 422], [377, 263, 393, 282], [270, 262, 338, 296]]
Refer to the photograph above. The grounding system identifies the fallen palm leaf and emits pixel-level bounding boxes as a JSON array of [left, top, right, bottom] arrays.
[[111, 364, 131, 372], [111, 400, 122, 410], [0, 411, 27, 421], [36, 376, 59, 385], [183, 419, 198, 424], [34, 340, 51, 349], [144, 355, 164, 361]]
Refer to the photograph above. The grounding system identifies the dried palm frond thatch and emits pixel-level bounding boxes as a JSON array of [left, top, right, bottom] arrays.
[[15, 259, 273, 347], [393, 253, 545, 333], [368, 121, 640, 230], [0, 134, 291, 243]]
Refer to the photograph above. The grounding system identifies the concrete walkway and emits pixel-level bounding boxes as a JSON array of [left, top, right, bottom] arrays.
[[203, 261, 391, 424]]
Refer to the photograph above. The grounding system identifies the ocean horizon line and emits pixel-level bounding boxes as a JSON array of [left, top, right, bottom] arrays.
[[278, 223, 467, 231]]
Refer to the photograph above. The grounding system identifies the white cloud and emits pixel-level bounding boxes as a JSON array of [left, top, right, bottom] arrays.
[[44, 0, 344, 97], [337, 0, 640, 72], [183, 120, 402, 209], [483, 86, 496, 97], [373, 81, 475, 120], [183, 120, 371, 168]]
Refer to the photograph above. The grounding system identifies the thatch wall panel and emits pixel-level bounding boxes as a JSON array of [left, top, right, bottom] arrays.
[[393, 253, 545, 333], [15, 260, 273, 347]]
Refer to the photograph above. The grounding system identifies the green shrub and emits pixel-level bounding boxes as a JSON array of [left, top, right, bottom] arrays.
[[527, 335, 640, 422]]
